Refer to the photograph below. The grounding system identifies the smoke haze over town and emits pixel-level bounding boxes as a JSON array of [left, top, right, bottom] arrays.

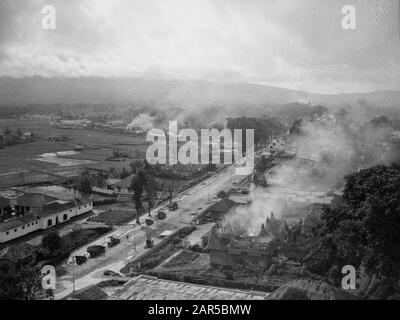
[[1, 0, 400, 304]]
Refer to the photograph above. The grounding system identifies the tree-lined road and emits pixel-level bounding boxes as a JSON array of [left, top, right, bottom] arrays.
[[54, 164, 246, 299]]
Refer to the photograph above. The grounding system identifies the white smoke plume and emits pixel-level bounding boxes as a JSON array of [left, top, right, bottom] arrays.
[[225, 112, 399, 236], [126, 113, 155, 131]]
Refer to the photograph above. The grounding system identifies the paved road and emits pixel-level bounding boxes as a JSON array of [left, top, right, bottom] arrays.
[[54, 164, 246, 299]]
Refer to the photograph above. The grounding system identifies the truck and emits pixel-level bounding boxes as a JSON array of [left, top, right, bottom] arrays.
[[87, 245, 105, 258], [107, 236, 121, 248], [168, 202, 179, 211], [75, 255, 88, 265]]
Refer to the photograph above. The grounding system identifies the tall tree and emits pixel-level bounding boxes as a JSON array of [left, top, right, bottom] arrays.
[[17, 266, 45, 300], [41, 231, 63, 255], [131, 170, 147, 224], [315, 164, 400, 281]]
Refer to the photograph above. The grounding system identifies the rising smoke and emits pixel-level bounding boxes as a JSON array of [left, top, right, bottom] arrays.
[[225, 111, 400, 236], [126, 113, 155, 131]]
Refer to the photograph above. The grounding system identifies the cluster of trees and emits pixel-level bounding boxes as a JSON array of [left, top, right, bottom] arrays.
[[130, 168, 159, 224], [226, 116, 285, 147], [73, 165, 134, 193], [0, 126, 32, 148], [0, 266, 52, 300], [281, 220, 303, 247], [315, 164, 400, 282]]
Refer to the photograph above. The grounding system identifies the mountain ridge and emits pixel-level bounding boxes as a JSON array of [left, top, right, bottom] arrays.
[[0, 77, 399, 108]]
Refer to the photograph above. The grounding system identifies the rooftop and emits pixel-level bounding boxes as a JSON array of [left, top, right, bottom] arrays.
[[0, 192, 59, 208], [110, 174, 134, 189], [111, 275, 268, 300], [15, 193, 58, 207], [13, 185, 81, 201], [68, 285, 109, 300], [206, 198, 237, 214], [38, 199, 90, 218]]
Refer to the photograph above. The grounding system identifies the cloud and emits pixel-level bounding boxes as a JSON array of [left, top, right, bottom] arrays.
[[0, 0, 399, 93]]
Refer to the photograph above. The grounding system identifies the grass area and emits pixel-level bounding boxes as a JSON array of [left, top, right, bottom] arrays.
[[143, 249, 307, 293], [0, 118, 147, 174], [121, 226, 196, 274], [163, 250, 200, 269], [88, 210, 135, 226], [39, 226, 112, 266]]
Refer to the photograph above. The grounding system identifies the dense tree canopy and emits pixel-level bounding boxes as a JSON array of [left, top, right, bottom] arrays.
[[226, 116, 285, 147], [0, 266, 45, 300], [316, 164, 400, 280], [41, 231, 63, 254]]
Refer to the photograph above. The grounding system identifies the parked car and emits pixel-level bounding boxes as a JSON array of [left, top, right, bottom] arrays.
[[168, 202, 179, 211], [87, 245, 105, 258], [157, 210, 167, 220], [75, 255, 88, 265], [107, 237, 121, 248], [103, 270, 121, 277], [145, 218, 155, 226]]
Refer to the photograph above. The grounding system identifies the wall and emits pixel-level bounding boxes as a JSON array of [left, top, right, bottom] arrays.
[[0, 219, 41, 243], [0, 202, 93, 243]]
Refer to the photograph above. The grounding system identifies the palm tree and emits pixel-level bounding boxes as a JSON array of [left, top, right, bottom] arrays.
[[131, 171, 147, 225]]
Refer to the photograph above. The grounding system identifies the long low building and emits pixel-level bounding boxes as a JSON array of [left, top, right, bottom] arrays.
[[0, 196, 93, 243]]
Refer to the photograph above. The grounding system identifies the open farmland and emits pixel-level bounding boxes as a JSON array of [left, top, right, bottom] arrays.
[[0, 118, 148, 175]]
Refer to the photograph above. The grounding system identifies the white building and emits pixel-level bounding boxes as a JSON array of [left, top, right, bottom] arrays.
[[0, 197, 93, 243]]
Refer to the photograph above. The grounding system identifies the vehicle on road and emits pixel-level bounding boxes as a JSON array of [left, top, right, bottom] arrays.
[[157, 210, 167, 220], [103, 270, 121, 277], [145, 218, 155, 226], [168, 202, 179, 211], [75, 255, 88, 265], [107, 236, 121, 248], [87, 245, 106, 258]]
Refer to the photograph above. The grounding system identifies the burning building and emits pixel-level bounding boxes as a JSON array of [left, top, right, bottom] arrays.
[[203, 226, 275, 270], [259, 211, 282, 238]]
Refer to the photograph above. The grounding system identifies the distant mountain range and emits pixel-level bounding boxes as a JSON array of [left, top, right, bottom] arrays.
[[0, 77, 399, 108]]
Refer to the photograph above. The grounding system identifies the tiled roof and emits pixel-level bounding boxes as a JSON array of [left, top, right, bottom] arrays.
[[206, 198, 237, 214], [15, 193, 58, 207], [111, 174, 135, 189], [111, 275, 268, 300], [37, 201, 76, 218], [70, 285, 109, 300]]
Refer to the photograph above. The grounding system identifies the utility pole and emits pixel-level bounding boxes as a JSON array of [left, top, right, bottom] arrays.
[[133, 227, 136, 252], [72, 256, 76, 293]]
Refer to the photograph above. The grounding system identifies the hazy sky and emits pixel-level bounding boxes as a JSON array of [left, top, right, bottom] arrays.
[[0, 0, 399, 94]]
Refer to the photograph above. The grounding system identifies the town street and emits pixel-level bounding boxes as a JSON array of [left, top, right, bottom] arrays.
[[54, 163, 246, 299]]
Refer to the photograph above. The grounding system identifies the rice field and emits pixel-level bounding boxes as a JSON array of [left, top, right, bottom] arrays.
[[0, 118, 148, 175]]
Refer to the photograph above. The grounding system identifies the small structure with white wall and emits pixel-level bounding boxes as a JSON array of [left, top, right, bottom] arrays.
[[0, 193, 93, 243]]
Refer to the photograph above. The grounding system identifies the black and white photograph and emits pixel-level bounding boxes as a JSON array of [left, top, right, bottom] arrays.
[[0, 0, 400, 308]]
